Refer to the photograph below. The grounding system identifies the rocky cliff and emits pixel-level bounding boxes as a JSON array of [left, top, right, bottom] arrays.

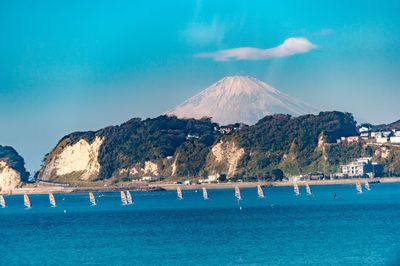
[[0, 145, 30, 192], [38, 116, 221, 182], [206, 139, 245, 178], [40, 136, 104, 181]]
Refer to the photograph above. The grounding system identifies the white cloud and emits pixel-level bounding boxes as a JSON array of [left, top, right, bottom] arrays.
[[195, 37, 318, 61]]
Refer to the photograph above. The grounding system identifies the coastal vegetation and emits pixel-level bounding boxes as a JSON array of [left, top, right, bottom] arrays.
[[39, 111, 400, 184], [39, 115, 221, 180], [232, 111, 359, 178]]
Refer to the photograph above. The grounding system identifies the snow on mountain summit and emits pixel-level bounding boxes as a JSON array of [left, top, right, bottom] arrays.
[[167, 76, 319, 125]]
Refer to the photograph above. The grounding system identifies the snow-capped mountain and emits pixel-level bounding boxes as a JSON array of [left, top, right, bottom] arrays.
[[167, 76, 319, 125]]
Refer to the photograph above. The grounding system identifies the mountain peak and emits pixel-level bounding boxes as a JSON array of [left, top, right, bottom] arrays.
[[167, 76, 319, 125], [213, 75, 279, 95]]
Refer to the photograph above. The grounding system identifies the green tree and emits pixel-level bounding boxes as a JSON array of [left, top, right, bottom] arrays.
[[271, 168, 284, 181], [218, 174, 227, 182], [365, 146, 374, 157]]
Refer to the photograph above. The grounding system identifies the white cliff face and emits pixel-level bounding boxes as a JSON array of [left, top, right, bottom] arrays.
[[41, 136, 104, 180], [171, 156, 178, 176], [118, 167, 139, 177], [209, 139, 244, 177], [143, 161, 159, 176], [116, 161, 160, 177], [316, 134, 328, 161], [0, 160, 21, 193]]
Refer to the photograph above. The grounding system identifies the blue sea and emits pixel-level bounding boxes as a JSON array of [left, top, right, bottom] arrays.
[[1, 183, 400, 265]]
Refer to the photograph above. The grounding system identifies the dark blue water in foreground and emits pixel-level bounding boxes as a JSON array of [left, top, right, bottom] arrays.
[[1, 183, 400, 265]]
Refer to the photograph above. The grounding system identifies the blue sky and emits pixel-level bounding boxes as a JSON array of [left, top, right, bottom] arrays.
[[1, 0, 400, 173]]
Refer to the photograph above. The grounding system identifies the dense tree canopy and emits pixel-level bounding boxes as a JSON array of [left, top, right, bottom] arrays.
[[231, 112, 358, 176], [42, 111, 398, 180]]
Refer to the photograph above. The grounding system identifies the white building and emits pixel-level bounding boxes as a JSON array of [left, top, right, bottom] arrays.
[[347, 136, 360, 143], [341, 158, 383, 177], [198, 174, 220, 184], [357, 157, 372, 164], [338, 136, 360, 143], [207, 174, 220, 182], [186, 134, 200, 139], [359, 126, 370, 133], [141, 176, 159, 182], [370, 132, 379, 138], [390, 136, 400, 144], [372, 131, 392, 138], [360, 132, 370, 139], [342, 161, 366, 176], [376, 135, 388, 144]]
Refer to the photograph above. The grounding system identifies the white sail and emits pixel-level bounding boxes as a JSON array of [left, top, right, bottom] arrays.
[[120, 191, 127, 205], [89, 192, 96, 206], [235, 186, 241, 200], [0, 195, 5, 208], [49, 193, 57, 207], [177, 187, 183, 200], [356, 181, 363, 194], [294, 183, 300, 196], [365, 181, 371, 191], [202, 187, 208, 200], [305, 183, 312, 195], [126, 191, 133, 204], [24, 194, 31, 209], [257, 185, 265, 198]]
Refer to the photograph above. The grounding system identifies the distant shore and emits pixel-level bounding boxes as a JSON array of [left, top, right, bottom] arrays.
[[9, 183, 163, 195], [158, 177, 400, 191], [6, 177, 400, 195]]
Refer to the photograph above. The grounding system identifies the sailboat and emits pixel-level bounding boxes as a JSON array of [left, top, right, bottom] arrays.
[[365, 181, 371, 191], [89, 192, 96, 206], [0, 195, 6, 208], [24, 194, 31, 209], [177, 186, 183, 200], [235, 186, 242, 201], [305, 183, 312, 196], [120, 191, 127, 205], [257, 185, 265, 198], [293, 183, 300, 196], [49, 193, 57, 207], [356, 180, 363, 194], [126, 191, 133, 205], [202, 187, 209, 200]]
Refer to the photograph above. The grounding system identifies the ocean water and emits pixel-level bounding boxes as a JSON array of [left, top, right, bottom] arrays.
[[1, 183, 400, 266]]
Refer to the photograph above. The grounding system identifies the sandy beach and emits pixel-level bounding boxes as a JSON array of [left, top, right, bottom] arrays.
[[158, 177, 400, 191], [7, 177, 400, 195]]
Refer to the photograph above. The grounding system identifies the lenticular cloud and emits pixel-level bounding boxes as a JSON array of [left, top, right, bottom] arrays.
[[195, 37, 318, 61]]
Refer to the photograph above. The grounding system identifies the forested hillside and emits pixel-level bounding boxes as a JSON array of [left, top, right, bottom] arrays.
[[39, 111, 400, 183]]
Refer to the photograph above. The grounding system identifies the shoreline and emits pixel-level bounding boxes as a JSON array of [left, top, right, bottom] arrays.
[[8, 184, 164, 195], [158, 177, 400, 191], [6, 177, 400, 195]]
